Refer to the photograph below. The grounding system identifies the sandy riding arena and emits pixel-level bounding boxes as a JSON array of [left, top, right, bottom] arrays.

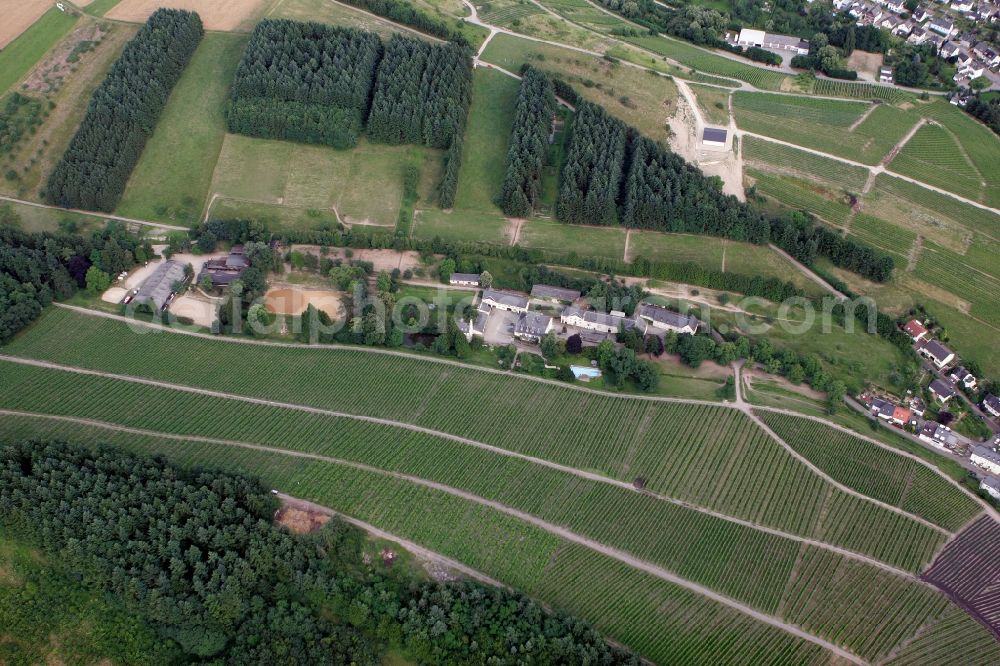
[[265, 288, 342, 317], [1, 0, 53, 48], [105, 0, 273, 32]]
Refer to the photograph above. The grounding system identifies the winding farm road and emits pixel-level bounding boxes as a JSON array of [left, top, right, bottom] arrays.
[[0, 353, 939, 576], [0, 406, 865, 664]]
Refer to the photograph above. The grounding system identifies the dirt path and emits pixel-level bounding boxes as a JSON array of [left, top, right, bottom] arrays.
[[0, 406, 865, 664], [847, 103, 878, 132], [42, 304, 999, 520], [276, 492, 506, 587], [882, 119, 926, 166], [767, 244, 845, 300], [0, 194, 187, 232]]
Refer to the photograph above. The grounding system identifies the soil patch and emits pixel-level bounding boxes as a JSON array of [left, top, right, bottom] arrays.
[[275, 506, 330, 534], [332, 248, 423, 273], [265, 287, 342, 316], [23, 23, 110, 95], [105, 0, 273, 31], [0, 0, 53, 49]]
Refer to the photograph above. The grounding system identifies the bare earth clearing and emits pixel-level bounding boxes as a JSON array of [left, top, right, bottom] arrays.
[[105, 0, 275, 31], [264, 287, 342, 316], [0, 0, 53, 48], [22, 23, 111, 95]]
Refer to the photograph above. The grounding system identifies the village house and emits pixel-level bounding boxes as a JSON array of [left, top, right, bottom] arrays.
[[457, 307, 490, 342], [909, 27, 930, 43], [981, 475, 1000, 500], [880, 65, 895, 82], [929, 378, 958, 402], [919, 421, 960, 449], [892, 406, 914, 426], [529, 284, 580, 303], [912, 6, 930, 21], [449, 272, 480, 287], [734, 28, 811, 54], [195, 245, 249, 289], [940, 41, 963, 58], [513, 311, 554, 343], [893, 20, 915, 36], [560, 307, 646, 335], [971, 445, 1000, 475], [871, 397, 897, 420], [481, 288, 529, 313], [918, 339, 955, 368], [929, 16, 956, 36], [949, 366, 977, 390], [636, 304, 700, 335], [983, 394, 1000, 418]]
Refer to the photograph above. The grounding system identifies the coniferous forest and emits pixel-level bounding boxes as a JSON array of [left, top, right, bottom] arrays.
[[227, 21, 472, 205], [0, 439, 639, 665], [549, 89, 894, 282], [44, 9, 204, 212], [498, 66, 556, 217]]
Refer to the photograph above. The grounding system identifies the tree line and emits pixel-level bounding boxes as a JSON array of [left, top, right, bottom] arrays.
[[963, 96, 1000, 137], [227, 20, 383, 148], [44, 9, 203, 212], [0, 209, 149, 344], [337, 0, 471, 46], [553, 93, 893, 282], [498, 66, 557, 217], [0, 439, 639, 665]]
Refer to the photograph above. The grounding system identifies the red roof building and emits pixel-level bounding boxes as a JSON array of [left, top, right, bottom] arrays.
[[903, 319, 929, 341], [892, 406, 913, 425]]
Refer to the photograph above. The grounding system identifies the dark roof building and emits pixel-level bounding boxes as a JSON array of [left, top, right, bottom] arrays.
[[514, 312, 554, 342], [983, 394, 1000, 418], [449, 273, 480, 286], [702, 128, 728, 146], [636, 304, 700, 334], [197, 248, 250, 288], [928, 378, 958, 402], [135, 260, 187, 311], [481, 288, 529, 312], [530, 284, 581, 302]]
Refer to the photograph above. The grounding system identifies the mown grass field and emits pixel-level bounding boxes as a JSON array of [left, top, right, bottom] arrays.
[[518, 220, 626, 258], [689, 83, 731, 125], [480, 33, 680, 144], [412, 208, 510, 242], [0, 412, 854, 666], [0, 8, 78, 95], [0, 357, 977, 665], [116, 33, 247, 226], [452, 68, 519, 212]]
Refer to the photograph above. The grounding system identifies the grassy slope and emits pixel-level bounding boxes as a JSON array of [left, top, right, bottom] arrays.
[[116, 32, 248, 226], [0, 8, 78, 94], [452, 67, 519, 212]]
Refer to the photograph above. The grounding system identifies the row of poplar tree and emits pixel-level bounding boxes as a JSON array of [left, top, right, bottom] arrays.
[[500, 70, 894, 283], [44, 9, 204, 212], [0, 439, 640, 664], [227, 21, 472, 205]]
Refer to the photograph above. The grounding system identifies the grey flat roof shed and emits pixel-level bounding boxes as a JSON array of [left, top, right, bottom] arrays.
[[135, 260, 186, 311]]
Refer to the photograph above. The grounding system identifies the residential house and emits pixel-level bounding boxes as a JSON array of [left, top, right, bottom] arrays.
[[135, 260, 187, 311], [929, 16, 955, 36], [909, 27, 929, 43], [530, 284, 580, 303], [871, 397, 897, 420], [981, 475, 1000, 500], [912, 7, 930, 21], [949, 366, 977, 390], [983, 394, 1000, 418], [880, 65, 895, 82], [919, 421, 960, 449], [892, 406, 914, 426], [919, 339, 955, 367], [953, 0, 975, 11], [927, 33, 945, 49], [881, 15, 904, 31], [481, 289, 529, 313], [940, 41, 962, 58], [636, 303, 700, 335], [909, 397, 927, 417], [449, 272, 480, 287], [513, 311, 554, 343], [929, 378, 958, 402], [971, 445, 1000, 475], [893, 20, 915, 36], [457, 307, 490, 341], [561, 307, 645, 335], [956, 32, 977, 48], [195, 246, 249, 288], [885, 0, 905, 10], [735, 28, 811, 54], [955, 61, 986, 80]]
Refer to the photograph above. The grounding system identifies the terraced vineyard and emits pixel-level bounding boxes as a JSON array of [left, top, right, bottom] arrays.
[[917, 101, 1000, 207], [847, 213, 917, 259], [811, 78, 913, 103], [478, 0, 544, 26], [0, 409, 849, 666], [747, 169, 854, 226], [883, 604, 1000, 665], [758, 412, 982, 531], [889, 123, 986, 203], [742, 136, 869, 191], [866, 174, 1000, 242], [734, 93, 917, 165], [914, 241, 1000, 327], [625, 35, 788, 90]]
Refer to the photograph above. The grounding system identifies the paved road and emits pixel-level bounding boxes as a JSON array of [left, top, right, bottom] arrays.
[[0, 406, 864, 664]]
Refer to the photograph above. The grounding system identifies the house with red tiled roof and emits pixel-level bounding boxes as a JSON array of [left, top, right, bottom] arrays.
[[903, 319, 929, 342]]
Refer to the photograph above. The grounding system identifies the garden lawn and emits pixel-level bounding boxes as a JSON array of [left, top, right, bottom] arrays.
[[116, 33, 247, 226]]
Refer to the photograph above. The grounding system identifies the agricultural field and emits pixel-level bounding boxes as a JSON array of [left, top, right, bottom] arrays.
[[742, 136, 869, 192], [115, 33, 247, 225], [889, 123, 988, 204], [688, 83, 731, 125], [0, 358, 972, 664], [916, 100, 1000, 208], [0, 413, 857, 666], [269, 0, 441, 40], [846, 213, 916, 260], [810, 77, 913, 103], [518, 220, 626, 259], [479, 33, 680, 143], [477, 0, 545, 26], [0, 201, 104, 234], [757, 412, 983, 531], [452, 68, 519, 213], [0, 8, 79, 93], [733, 92, 916, 165], [913, 241, 1000, 327], [105, 0, 275, 32], [746, 169, 854, 227]]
